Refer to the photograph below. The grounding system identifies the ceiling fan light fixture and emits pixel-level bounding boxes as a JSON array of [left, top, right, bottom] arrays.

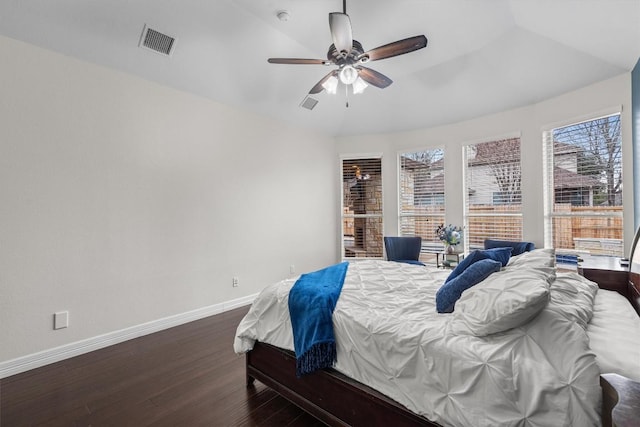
[[352, 76, 368, 94], [339, 65, 358, 85], [322, 75, 339, 94]]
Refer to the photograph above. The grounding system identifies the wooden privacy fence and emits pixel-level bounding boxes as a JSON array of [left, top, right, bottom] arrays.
[[553, 205, 623, 255], [345, 204, 623, 257], [466, 205, 522, 248], [401, 204, 623, 254], [401, 205, 523, 248]]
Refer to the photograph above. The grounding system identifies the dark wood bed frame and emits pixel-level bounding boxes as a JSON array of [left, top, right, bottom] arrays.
[[245, 266, 640, 427]]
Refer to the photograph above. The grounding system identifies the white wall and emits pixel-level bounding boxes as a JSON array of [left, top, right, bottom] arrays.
[[336, 73, 634, 254], [0, 36, 339, 364], [1, 32, 634, 369]]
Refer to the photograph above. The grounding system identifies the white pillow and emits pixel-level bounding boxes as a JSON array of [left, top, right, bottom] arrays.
[[450, 266, 553, 336], [506, 248, 555, 268]]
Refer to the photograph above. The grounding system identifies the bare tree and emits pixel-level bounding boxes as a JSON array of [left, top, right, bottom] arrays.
[[404, 150, 437, 165], [582, 117, 621, 206], [401, 149, 445, 206], [474, 138, 521, 204], [555, 116, 621, 206]]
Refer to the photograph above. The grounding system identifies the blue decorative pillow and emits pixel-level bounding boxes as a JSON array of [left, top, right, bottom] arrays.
[[445, 250, 484, 283], [436, 259, 502, 313], [482, 247, 513, 266], [484, 239, 535, 256], [445, 247, 512, 283]]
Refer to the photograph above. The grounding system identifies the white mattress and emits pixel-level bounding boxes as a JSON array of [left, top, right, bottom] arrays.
[[234, 260, 639, 427], [587, 288, 640, 382]]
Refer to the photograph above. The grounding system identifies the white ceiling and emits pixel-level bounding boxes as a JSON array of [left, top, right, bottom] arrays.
[[1, 0, 639, 137]]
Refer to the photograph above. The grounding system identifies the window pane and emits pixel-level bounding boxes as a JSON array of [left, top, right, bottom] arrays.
[[399, 148, 445, 257], [467, 208, 523, 250], [400, 149, 445, 213], [343, 158, 382, 215], [552, 115, 622, 209], [400, 214, 445, 254], [342, 158, 383, 259], [465, 138, 522, 247], [546, 114, 623, 256], [343, 217, 384, 258]]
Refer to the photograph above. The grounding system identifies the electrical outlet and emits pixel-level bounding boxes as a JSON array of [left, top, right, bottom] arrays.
[[232, 277, 239, 287], [54, 311, 69, 330], [290, 265, 296, 275]]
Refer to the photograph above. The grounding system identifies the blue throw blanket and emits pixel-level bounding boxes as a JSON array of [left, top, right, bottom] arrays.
[[288, 262, 349, 377]]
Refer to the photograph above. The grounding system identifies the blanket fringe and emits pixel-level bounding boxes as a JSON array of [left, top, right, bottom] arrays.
[[295, 341, 336, 377]]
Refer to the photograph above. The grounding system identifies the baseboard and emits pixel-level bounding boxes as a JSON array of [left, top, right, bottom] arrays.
[[0, 293, 257, 379]]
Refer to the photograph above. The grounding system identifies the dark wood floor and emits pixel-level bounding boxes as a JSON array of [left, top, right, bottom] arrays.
[[0, 306, 325, 426]]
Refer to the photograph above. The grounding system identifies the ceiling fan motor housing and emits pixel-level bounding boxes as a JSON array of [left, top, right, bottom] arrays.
[[327, 40, 368, 65]]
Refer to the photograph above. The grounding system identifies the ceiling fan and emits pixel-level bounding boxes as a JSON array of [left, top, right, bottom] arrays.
[[268, 0, 427, 104]]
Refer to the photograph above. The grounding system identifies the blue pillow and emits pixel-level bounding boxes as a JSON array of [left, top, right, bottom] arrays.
[[445, 250, 484, 283], [482, 247, 513, 266], [436, 259, 502, 313], [445, 247, 512, 283], [484, 239, 535, 256]]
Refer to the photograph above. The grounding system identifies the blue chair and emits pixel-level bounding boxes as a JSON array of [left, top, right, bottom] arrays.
[[384, 236, 425, 265], [483, 239, 535, 256]]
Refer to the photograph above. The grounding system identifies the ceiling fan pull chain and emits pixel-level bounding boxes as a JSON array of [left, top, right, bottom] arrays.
[[345, 84, 349, 108]]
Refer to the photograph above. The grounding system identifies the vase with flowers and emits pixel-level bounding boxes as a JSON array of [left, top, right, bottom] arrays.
[[436, 224, 463, 254]]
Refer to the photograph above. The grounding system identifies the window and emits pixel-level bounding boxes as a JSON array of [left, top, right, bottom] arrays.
[[341, 157, 383, 259], [464, 138, 522, 250], [543, 113, 623, 256], [399, 148, 445, 263]]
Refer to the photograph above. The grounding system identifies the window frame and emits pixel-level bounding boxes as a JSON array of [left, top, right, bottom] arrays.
[[542, 111, 623, 257], [463, 135, 523, 251], [397, 147, 446, 260], [340, 153, 384, 261]]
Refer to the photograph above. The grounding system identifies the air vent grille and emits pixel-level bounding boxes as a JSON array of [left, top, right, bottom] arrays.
[[139, 25, 176, 56], [300, 96, 319, 110]]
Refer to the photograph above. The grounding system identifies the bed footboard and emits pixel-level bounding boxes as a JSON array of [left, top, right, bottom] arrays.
[[246, 342, 438, 427], [247, 342, 640, 427], [600, 373, 640, 427]]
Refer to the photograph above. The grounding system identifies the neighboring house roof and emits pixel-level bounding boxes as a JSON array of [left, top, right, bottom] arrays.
[[553, 141, 581, 155], [404, 141, 578, 169], [400, 156, 444, 171], [416, 173, 445, 194], [430, 158, 444, 170], [404, 140, 599, 197], [468, 138, 520, 166], [469, 140, 579, 166], [400, 157, 426, 170], [553, 166, 601, 189], [412, 166, 600, 197]]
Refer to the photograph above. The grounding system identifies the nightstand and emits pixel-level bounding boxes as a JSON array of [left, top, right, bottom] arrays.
[[578, 255, 629, 298], [437, 252, 464, 269]]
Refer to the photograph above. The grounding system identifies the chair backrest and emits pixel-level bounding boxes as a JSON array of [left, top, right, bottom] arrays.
[[483, 239, 535, 256], [384, 236, 422, 262]]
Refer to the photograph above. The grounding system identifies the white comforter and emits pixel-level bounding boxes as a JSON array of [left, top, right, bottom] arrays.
[[234, 260, 603, 427]]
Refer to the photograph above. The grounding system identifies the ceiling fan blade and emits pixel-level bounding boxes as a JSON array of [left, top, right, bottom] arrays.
[[358, 67, 393, 89], [268, 58, 330, 65], [329, 12, 353, 55], [360, 35, 428, 62], [309, 70, 339, 94]]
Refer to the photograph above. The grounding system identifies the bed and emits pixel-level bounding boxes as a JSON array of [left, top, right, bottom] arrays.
[[234, 247, 640, 426]]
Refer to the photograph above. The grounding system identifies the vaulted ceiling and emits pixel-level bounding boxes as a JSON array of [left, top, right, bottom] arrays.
[[1, 0, 639, 137]]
